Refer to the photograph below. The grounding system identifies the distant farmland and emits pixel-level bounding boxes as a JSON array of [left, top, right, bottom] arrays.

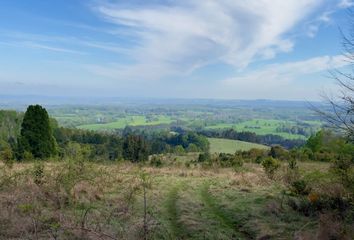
[[78, 115, 174, 130], [208, 137, 269, 154], [206, 119, 321, 140]]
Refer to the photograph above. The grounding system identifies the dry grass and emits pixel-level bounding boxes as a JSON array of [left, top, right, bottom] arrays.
[[0, 160, 351, 239]]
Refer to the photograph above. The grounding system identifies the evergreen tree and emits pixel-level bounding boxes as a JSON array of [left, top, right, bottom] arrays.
[[123, 134, 148, 162], [18, 105, 57, 159]]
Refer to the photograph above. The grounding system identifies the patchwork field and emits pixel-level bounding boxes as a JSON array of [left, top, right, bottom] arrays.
[[78, 115, 174, 130], [206, 119, 321, 139], [208, 138, 269, 154]]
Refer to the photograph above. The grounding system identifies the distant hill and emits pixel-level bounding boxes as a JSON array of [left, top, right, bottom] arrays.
[[0, 95, 323, 109]]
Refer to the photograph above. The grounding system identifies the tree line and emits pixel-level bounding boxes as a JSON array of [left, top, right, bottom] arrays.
[[0, 105, 210, 162], [197, 128, 306, 149]]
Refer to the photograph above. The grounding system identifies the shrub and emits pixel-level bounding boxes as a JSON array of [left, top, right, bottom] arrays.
[[150, 156, 163, 167], [33, 161, 45, 185], [198, 152, 210, 162], [283, 158, 300, 186], [23, 151, 34, 161], [291, 180, 310, 196], [269, 145, 288, 160], [261, 157, 280, 179], [0, 147, 14, 168], [288, 158, 298, 170], [232, 157, 244, 168]]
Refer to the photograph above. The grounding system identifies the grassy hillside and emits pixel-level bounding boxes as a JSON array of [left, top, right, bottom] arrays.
[[0, 161, 335, 239], [208, 137, 269, 154]]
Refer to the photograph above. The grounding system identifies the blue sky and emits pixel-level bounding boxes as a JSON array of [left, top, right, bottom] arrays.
[[0, 0, 352, 100]]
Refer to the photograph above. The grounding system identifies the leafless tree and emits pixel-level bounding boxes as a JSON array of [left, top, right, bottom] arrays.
[[313, 10, 354, 142]]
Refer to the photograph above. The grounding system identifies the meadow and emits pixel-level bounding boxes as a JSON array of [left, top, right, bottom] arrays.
[[208, 138, 269, 153], [0, 160, 337, 240]]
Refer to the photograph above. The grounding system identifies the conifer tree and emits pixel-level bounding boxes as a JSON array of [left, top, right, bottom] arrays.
[[19, 105, 57, 159]]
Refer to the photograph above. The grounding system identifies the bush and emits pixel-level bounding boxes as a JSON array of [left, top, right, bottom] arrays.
[[291, 180, 310, 196], [261, 157, 280, 179], [198, 152, 210, 162], [150, 156, 163, 167], [0, 147, 14, 168], [269, 145, 288, 160], [23, 151, 34, 161]]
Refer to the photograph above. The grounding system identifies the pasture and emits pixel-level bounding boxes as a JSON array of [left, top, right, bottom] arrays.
[[208, 137, 269, 154]]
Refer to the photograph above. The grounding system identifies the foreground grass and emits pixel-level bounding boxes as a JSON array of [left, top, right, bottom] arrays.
[[208, 137, 269, 154], [0, 160, 346, 239]]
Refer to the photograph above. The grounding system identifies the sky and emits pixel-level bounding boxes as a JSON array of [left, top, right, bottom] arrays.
[[0, 0, 352, 100]]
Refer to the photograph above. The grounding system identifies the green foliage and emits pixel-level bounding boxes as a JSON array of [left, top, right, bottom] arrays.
[[23, 151, 34, 161], [261, 157, 280, 179], [215, 153, 244, 168], [290, 180, 310, 196], [19, 105, 57, 159], [306, 130, 324, 153], [269, 145, 289, 160], [0, 145, 14, 168], [123, 134, 149, 162], [64, 141, 91, 161], [173, 145, 185, 155], [198, 152, 210, 162], [186, 143, 199, 152]]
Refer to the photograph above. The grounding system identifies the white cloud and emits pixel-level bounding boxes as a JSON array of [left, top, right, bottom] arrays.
[[213, 55, 349, 99], [223, 55, 349, 87], [338, 0, 354, 8], [93, 0, 323, 79]]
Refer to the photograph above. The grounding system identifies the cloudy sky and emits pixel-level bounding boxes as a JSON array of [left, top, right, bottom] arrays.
[[0, 0, 352, 100]]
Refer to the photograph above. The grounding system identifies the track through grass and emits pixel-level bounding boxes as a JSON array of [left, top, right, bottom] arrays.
[[199, 182, 256, 239], [164, 182, 188, 239]]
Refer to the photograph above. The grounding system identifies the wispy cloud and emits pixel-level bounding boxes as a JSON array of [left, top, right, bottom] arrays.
[[92, 0, 325, 80], [22, 41, 87, 54], [223, 55, 349, 87], [0, 39, 86, 54], [338, 0, 354, 8], [0, 30, 128, 55]]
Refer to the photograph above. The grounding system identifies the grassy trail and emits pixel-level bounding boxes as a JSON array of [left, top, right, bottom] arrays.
[[164, 183, 188, 239], [199, 183, 256, 239]]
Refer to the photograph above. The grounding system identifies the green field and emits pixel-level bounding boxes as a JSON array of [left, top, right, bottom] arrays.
[[206, 119, 321, 140], [208, 137, 269, 154], [77, 115, 174, 130]]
